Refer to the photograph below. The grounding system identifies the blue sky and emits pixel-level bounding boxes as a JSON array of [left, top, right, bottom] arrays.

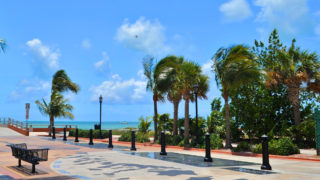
[[0, 0, 319, 123]]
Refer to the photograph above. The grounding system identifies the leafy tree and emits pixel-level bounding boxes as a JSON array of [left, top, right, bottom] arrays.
[[255, 29, 320, 127], [213, 45, 260, 148], [207, 98, 224, 134]]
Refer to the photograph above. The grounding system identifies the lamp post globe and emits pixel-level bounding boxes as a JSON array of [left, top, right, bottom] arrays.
[[99, 95, 103, 138], [194, 84, 199, 145]]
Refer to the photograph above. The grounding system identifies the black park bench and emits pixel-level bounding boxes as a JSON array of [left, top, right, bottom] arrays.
[[7, 143, 49, 173]]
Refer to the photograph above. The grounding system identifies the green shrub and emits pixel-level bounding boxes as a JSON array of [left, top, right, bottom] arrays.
[[136, 132, 150, 143], [118, 131, 150, 143], [251, 137, 300, 155], [138, 116, 153, 133], [118, 131, 131, 142], [233, 141, 250, 152], [69, 129, 75, 136], [69, 129, 108, 139], [210, 134, 223, 149]]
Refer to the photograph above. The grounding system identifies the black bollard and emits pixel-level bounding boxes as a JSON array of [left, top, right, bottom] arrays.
[[52, 127, 56, 139], [204, 133, 213, 162], [49, 125, 52, 137], [160, 131, 167, 155], [89, 129, 94, 145], [130, 130, 136, 151], [108, 130, 113, 148], [75, 128, 79, 142], [63, 127, 67, 141], [261, 134, 272, 170]]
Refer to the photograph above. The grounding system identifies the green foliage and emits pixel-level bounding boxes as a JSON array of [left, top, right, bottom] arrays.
[[233, 141, 250, 152], [252, 138, 300, 155], [136, 132, 151, 143], [68, 129, 109, 139], [118, 131, 151, 143], [118, 131, 131, 142], [158, 113, 173, 133], [138, 116, 153, 133], [297, 118, 316, 148], [210, 134, 223, 149]]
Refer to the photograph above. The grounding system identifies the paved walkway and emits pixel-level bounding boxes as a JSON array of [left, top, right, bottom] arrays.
[[0, 133, 320, 179]]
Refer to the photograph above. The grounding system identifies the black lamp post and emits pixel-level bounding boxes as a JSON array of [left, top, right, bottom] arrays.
[[194, 84, 199, 144], [99, 95, 103, 139]]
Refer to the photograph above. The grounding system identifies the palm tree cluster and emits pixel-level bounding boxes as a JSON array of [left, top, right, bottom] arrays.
[[143, 55, 209, 144], [36, 70, 79, 134]]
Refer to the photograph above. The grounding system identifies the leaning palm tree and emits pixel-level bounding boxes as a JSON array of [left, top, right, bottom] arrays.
[[0, 39, 7, 53], [143, 56, 164, 141], [213, 45, 260, 148], [155, 55, 184, 135], [36, 92, 74, 127], [36, 70, 79, 134], [176, 61, 209, 144], [265, 39, 320, 127]]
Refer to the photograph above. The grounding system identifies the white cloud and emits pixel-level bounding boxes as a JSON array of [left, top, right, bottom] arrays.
[[137, 69, 145, 79], [220, 0, 252, 22], [254, 0, 309, 34], [90, 74, 148, 104], [201, 61, 213, 77], [82, 38, 91, 49], [26, 38, 60, 70], [9, 78, 51, 102], [94, 51, 109, 72], [116, 17, 170, 55]]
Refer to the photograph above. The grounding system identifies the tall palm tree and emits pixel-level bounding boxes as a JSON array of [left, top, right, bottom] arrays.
[[143, 56, 164, 141], [36, 70, 79, 132], [0, 39, 6, 53], [177, 61, 209, 144], [35, 92, 74, 127], [265, 39, 320, 127], [213, 45, 260, 148], [155, 55, 184, 135]]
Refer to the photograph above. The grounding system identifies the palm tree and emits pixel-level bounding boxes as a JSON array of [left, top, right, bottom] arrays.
[[213, 45, 260, 148], [155, 55, 184, 135], [0, 39, 6, 53], [143, 56, 164, 141], [52, 70, 80, 93], [177, 61, 209, 144], [36, 70, 79, 133], [265, 39, 320, 127], [36, 92, 74, 127]]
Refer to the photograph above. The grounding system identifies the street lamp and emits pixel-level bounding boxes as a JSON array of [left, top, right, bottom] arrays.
[[25, 103, 30, 135], [99, 95, 103, 139], [194, 84, 199, 145]]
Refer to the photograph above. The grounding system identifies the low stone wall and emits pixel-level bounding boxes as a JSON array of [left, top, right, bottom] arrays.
[[31, 128, 73, 132], [8, 125, 29, 136]]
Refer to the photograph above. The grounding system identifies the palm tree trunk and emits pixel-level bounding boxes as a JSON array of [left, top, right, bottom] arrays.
[[153, 94, 158, 142], [287, 85, 301, 143], [184, 98, 190, 145], [224, 93, 232, 149], [287, 86, 301, 126], [173, 100, 179, 135], [49, 115, 54, 136]]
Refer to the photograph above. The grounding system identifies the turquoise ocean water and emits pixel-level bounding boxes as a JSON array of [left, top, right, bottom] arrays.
[[27, 121, 153, 130]]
